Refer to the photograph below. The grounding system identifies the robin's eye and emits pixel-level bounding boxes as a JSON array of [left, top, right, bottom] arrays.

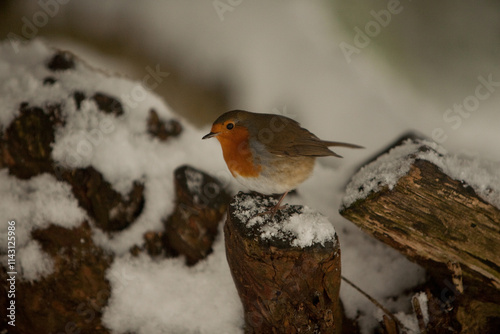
[[226, 123, 234, 130]]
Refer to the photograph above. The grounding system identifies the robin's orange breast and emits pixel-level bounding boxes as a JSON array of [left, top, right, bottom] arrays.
[[216, 126, 262, 178]]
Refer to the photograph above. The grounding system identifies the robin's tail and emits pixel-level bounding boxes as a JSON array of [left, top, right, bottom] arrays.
[[323, 141, 364, 149], [320, 140, 363, 158]]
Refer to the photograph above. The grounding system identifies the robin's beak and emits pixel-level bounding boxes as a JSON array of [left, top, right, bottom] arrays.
[[202, 132, 218, 140]]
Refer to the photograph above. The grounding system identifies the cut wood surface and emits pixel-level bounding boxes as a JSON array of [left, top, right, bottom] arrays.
[[225, 192, 342, 333], [340, 137, 500, 333]]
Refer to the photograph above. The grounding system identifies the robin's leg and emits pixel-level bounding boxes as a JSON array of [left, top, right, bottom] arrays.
[[256, 191, 289, 218], [271, 191, 288, 216]]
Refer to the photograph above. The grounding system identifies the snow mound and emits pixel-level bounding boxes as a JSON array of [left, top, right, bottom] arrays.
[[0, 40, 239, 332], [103, 227, 243, 334], [0, 171, 85, 280], [342, 139, 500, 209]]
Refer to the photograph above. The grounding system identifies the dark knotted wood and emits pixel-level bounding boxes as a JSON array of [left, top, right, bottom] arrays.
[[225, 192, 342, 333], [165, 165, 230, 265]]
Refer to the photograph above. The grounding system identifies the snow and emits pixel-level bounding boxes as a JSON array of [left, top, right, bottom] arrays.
[[266, 207, 336, 248], [341, 139, 426, 208], [390, 292, 429, 334], [0, 170, 85, 280], [233, 193, 275, 223], [414, 292, 429, 326], [16, 240, 55, 281], [342, 138, 500, 209], [371, 292, 429, 334], [286, 208, 336, 248], [185, 167, 208, 205], [420, 149, 500, 209], [185, 167, 204, 194], [232, 193, 336, 248], [1, 1, 500, 333], [103, 226, 243, 334]]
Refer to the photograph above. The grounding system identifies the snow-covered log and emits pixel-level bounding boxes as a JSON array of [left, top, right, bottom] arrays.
[[340, 136, 500, 333], [225, 192, 342, 333]]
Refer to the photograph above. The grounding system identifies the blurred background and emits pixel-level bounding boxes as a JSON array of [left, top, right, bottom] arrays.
[[1, 0, 499, 161]]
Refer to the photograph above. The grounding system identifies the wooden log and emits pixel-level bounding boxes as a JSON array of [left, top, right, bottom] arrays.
[[225, 192, 342, 333], [165, 165, 230, 265], [340, 137, 500, 332]]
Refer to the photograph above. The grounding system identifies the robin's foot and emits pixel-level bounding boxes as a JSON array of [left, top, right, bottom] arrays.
[[254, 191, 289, 219], [256, 204, 288, 219]]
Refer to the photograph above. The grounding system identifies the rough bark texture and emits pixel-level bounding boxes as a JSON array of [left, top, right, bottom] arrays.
[[0, 222, 113, 334], [225, 192, 342, 333], [164, 165, 230, 265], [0, 103, 61, 179], [340, 139, 500, 333]]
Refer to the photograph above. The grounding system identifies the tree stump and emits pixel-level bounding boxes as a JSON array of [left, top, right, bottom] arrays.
[[225, 192, 342, 333], [340, 137, 500, 333]]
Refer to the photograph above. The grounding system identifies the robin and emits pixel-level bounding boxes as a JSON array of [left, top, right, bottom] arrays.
[[202, 110, 362, 215]]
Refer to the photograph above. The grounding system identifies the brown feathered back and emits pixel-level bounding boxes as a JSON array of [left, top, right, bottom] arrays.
[[230, 110, 362, 158]]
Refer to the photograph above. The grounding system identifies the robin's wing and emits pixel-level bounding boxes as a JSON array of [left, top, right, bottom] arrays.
[[280, 136, 345, 157], [247, 113, 362, 157], [264, 120, 346, 157]]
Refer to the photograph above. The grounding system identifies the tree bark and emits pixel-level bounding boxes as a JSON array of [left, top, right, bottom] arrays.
[[225, 192, 342, 333]]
